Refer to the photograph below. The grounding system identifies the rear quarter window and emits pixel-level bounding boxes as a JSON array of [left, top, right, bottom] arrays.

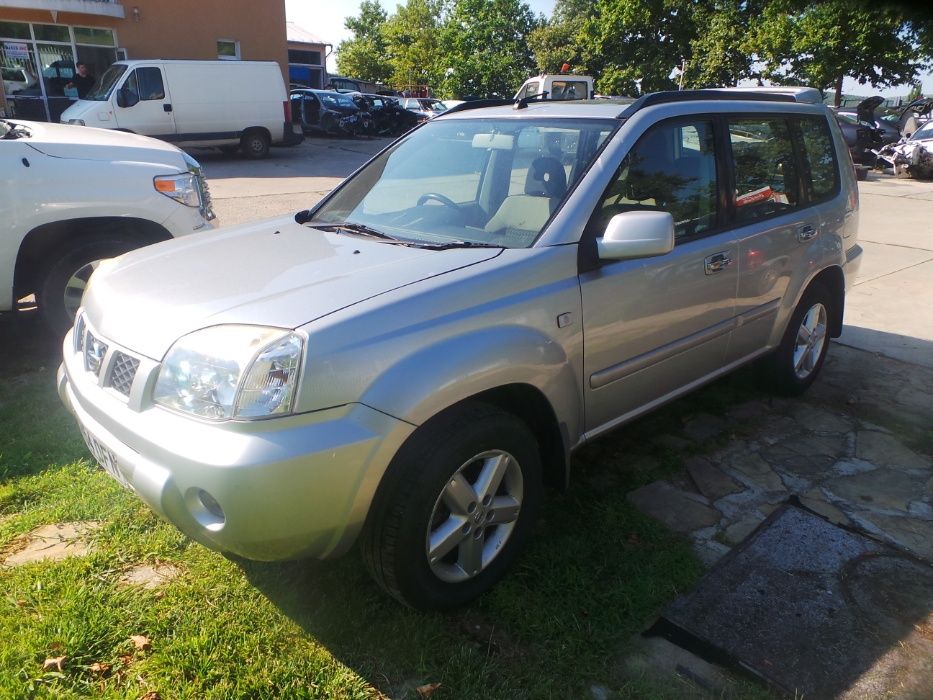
[[798, 117, 839, 203]]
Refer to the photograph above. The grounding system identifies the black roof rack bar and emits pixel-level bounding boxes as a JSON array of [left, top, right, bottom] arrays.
[[441, 98, 514, 115], [618, 89, 798, 118]]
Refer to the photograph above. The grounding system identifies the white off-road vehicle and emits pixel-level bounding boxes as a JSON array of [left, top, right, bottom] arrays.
[[1, 119, 213, 332]]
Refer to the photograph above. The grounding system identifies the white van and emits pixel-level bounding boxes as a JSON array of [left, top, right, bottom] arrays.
[[61, 60, 303, 158], [515, 73, 595, 101]]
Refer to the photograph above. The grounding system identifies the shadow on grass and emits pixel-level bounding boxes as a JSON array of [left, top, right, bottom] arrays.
[[233, 371, 767, 698]]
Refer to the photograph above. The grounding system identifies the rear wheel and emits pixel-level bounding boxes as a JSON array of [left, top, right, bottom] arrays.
[[240, 130, 270, 159], [38, 234, 143, 335], [763, 283, 832, 396], [361, 402, 542, 610]]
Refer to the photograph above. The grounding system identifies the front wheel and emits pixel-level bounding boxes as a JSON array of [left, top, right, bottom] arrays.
[[240, 130, 270, 159], [361, 402, 542, 610], [38, 234, 144, 335], [763, 283, 832, 395]]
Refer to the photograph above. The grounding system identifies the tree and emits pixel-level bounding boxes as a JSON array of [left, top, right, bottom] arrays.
[[438, 0, 542, 98], [336, 0, 392, 83], [383, 0, 445, 93], [686, 0, 761, 88], [528, 0, 596, 74], [748, 0, 930, 106], [583, 0, 698, 96]]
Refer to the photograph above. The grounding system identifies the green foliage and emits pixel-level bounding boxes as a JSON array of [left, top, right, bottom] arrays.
[[336, 0, 392, 84], [748, 0, 929, 106], [437, 0, 542, 98], [528, 0, 595, 74], [383, 0, 444, 92]]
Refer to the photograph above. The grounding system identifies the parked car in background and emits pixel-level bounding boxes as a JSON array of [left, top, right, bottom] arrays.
[[61, 60, 302, 158], [834, 111, 879, 165], [1, 118, 213, 333], [515, 73, 595, 101], [876, 118, 933, 179], [2, 65, 37, 95], [59, 87, 860, 610], [401, 97, 448, 119], [327, 75, 397, 96], [291, 88, 366, 137], [350, 93, 423, 136], [895, 97, 933, 137], [837, 96, 901, 147]]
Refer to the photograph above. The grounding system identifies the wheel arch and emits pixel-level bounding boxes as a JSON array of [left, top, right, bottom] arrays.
[[14, 217, 171, 299], [802, 265, 846, 337]]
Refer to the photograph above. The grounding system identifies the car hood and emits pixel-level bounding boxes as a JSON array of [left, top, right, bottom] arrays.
[[82, 216, 502, 359], [856, 96, 884, 123], [17, 119, 184, 162]]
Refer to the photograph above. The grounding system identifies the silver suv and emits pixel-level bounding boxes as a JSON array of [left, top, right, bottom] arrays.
[[59, 88, 862, 609]]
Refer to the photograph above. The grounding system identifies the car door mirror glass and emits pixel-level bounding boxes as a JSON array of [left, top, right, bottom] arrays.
[[597, 210, 675, 260]]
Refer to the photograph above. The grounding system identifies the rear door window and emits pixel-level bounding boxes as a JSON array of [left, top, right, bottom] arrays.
[[728, 118, 800, 222]]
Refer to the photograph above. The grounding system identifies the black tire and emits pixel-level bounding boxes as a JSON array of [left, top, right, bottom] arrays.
[[38, 234, 143, 336], [361, 401, 542, 610], [762, 283, 833, 396], [240, 130, 270, 159]]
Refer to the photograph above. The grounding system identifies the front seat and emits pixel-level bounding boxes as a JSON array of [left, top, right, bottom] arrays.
[[485, 157, 567, 236]]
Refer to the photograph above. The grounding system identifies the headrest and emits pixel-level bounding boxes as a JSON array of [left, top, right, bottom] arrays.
[[525, 157, 567, 198]]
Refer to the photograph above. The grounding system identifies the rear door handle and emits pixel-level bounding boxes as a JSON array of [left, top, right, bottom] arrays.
[[704, 252, 733, 275], [797, 224, 818, 242], [163, 103, 173, 113]]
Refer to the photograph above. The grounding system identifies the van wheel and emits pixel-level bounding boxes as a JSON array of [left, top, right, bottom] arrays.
[[38, 234, 142, 336], [361, 402, 542, 610], [241, 130, 270, 159], [763, 283, 832, 396]]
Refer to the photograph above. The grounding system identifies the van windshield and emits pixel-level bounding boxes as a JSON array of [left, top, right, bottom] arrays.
[[84, 64, 127, 101], [310, 116, 617, 249]]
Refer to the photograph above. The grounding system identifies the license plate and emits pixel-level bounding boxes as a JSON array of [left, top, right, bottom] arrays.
[[80, 426, 132, 491]]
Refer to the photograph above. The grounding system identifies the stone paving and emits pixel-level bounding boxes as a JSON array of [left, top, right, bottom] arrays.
[[627, 343, 933, 570], [622, 341, 933, 697]]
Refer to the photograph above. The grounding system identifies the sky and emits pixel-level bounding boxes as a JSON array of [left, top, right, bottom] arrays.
[[284, 0, 931, 97]]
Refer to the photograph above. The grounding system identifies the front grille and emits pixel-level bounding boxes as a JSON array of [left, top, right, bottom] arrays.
[[83, 332, 109, 377], [195, 169, 215, 221], [108, 351, 140, 396]]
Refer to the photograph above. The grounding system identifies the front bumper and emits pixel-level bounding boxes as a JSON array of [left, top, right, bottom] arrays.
[[58, 326, 413, 561]]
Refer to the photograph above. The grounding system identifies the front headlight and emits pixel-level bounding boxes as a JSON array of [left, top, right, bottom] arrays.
[[153, 326, 304, 420], [153, 172, 201, 207]]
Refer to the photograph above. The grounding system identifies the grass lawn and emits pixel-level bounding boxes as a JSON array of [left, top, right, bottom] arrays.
[[0, 312, 770, 699]]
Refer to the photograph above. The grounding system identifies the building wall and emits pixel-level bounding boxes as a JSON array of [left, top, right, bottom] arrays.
[[1, 1, 288, 116]]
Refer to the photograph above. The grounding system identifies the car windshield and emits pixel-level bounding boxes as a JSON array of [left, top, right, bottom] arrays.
[[910, 121, 933, 140], [319, 92, 356, 108], [85, 63, 127, 101], [310, 116, 617, 249]]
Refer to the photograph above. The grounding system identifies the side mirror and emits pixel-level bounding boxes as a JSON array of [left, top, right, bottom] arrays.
[[116, 88, 139, 108], [597, 210, 675, 260]]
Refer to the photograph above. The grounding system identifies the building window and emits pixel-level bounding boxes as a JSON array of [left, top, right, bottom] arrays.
[[288, 49, 321, 65], [217, 39, 240, 60]]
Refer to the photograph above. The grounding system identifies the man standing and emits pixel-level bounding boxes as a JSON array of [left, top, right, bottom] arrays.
[[68, 62, 96, 99]]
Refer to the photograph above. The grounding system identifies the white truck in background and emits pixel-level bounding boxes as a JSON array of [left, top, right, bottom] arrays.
[[61, 60, 303, 159], [515, 73, 595, 101]]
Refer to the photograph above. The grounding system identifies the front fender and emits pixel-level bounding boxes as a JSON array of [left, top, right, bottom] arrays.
[[361, 324, 583, 451]]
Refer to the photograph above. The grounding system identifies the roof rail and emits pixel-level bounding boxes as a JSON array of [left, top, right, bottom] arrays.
[[711, 86, 824, 104], [618, 89, 802, 117], [440, 98, 514, 115]]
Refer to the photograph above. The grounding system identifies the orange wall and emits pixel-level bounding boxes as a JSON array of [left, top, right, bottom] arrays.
[[0, 1, 288, 86]]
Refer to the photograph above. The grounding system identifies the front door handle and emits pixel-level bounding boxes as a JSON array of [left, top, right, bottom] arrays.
[[705, 252, 733, 275], [163, 103, 173, 113], [797, 224, 818, 242]]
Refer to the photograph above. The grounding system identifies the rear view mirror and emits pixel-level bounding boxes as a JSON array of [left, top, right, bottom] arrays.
[[472, 133, 514, 150], [116, 88, 139, 108], [597, 210, 675, 260]]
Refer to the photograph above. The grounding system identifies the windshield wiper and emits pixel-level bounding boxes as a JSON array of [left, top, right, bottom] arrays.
[[419, 240, 503, 250], [311, 221, 406, 243], [0, 120, 29, 140]]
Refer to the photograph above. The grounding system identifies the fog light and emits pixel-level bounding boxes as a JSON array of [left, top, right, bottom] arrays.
[[186, 488, 225, 531]]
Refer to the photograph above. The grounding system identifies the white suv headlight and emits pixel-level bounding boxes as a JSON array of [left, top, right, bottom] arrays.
[[153, 326, 304, 420], [153, 172, 201, 207]]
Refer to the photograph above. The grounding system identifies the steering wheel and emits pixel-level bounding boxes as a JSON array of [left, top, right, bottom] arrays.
[[417, 192, 461, 213]]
